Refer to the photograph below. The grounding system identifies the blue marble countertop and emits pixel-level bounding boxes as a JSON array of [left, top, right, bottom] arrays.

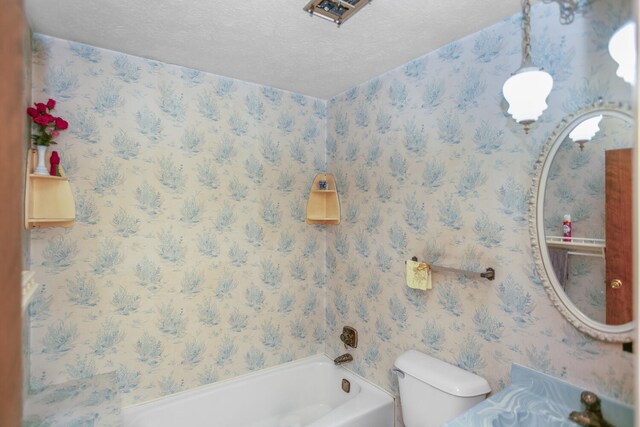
[[23, 372, 122, 427], [445, 364, 633, 427]]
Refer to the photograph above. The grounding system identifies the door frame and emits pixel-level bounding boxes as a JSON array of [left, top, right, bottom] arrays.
[[0, 0, 26, 426]]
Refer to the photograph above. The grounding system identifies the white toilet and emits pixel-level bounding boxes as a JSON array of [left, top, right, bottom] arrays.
[[394, 350, 490, 427]]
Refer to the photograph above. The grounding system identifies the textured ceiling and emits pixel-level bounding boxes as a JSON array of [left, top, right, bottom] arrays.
[[24, 0, 523, 99]]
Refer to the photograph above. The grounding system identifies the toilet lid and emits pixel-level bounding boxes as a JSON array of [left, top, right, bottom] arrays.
[[394, 350, 491, 397]]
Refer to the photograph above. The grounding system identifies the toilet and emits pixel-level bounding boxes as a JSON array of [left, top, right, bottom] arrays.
[[394, 350, 490, 427]]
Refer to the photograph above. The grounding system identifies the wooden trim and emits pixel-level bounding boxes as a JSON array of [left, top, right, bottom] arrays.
[[634, 16, 639, 424], [0, 0, 26, 425], [605, 148, 633, 325]]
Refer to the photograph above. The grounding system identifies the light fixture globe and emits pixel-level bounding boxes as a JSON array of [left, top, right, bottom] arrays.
[[503, 66, 554, 131], [608, 22, 636, 85], [569, 114, 603, 150], [569, 115, 603, 142], [503, 0, 554, 132]]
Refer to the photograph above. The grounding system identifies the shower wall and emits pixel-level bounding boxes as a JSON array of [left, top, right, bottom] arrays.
[[29, 34, 327, 405], [324, 0, 634, 406]]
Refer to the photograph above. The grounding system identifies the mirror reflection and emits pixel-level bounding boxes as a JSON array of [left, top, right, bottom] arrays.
[[542, 113, 634, 326]]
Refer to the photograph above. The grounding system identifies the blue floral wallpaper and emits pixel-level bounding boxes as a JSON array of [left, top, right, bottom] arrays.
[[323, 0, 634, 407], [28, 0, 635, 417], [29, 34, 327, 405]]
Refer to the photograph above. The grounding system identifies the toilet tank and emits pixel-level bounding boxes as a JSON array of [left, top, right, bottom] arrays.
[[394, 350, 490, 427]]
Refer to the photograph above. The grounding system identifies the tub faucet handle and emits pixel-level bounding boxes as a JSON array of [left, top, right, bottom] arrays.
[[340, 326, 358, 349]]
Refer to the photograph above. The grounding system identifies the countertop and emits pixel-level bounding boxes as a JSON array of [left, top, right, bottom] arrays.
[[445, 364, 633, 427]]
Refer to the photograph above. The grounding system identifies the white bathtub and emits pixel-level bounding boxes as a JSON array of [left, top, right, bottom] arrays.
[[123, 354, 394, 427]]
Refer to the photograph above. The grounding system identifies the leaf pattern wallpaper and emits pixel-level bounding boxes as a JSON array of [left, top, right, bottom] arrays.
[[322, 0, 634, 407], [27, 0, 634, 418], [29, 34, 328, 405]]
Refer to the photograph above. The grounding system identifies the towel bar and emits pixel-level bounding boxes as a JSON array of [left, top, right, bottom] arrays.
[[407, 256, 495, 281]]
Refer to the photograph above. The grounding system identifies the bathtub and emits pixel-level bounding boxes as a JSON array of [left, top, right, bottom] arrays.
[[123, 354, 394, 427]]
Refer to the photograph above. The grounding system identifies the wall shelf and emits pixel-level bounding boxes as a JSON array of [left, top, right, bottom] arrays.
[[545, 236, 605, 257], [25, 148, 75, 229], [28, 174, 68, 180], [307, 216, 341, 221], [306, 173, 340, 225]]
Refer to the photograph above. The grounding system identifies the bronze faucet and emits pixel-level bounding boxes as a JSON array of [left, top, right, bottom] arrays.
[[333, 353, 353, 365], [569, 391, 614, 427]]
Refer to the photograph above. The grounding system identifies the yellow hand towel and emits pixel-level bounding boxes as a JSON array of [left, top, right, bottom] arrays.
[[406, 260, 432, 290]]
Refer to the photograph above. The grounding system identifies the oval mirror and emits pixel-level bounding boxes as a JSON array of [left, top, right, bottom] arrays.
[[530, 102, 635, 342]]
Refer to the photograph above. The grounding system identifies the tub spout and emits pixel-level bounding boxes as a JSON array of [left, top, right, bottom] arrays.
[[334, 353, 353, 365]]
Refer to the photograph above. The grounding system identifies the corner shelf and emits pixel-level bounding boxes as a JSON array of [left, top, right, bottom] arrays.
[[306, 173, 340, 225], [25, 148, 75, 229]]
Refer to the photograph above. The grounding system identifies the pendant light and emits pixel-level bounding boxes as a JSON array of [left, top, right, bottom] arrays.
[[608, 22, 636, 86], [502, 0, 554, 133]]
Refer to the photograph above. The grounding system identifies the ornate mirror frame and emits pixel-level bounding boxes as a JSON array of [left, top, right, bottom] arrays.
[[529, 101, 635, 342]]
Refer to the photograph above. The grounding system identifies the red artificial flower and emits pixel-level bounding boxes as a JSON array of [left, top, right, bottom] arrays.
[[33, 116, 48, 125], [34, 114, 54, 126], [54, 117, 69, 130], [28, 99, 69, 146], [26, 107, 39, 119]]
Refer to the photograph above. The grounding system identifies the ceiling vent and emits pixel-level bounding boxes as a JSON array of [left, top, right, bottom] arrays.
[[303, 0, 371, 26]]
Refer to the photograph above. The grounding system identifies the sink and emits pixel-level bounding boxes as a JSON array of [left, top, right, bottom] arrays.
[[491, 411, 574, 427], [445, 364, 634, 427]]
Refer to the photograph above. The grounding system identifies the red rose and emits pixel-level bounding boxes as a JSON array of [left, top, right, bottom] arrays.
[[55, 117, 69, 130], [34, 114, 54, 126], [27, 107, 39, 119], [46, 99, 56, 109], [35, 103, 47, 113], [34, 116, 48, 125]]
